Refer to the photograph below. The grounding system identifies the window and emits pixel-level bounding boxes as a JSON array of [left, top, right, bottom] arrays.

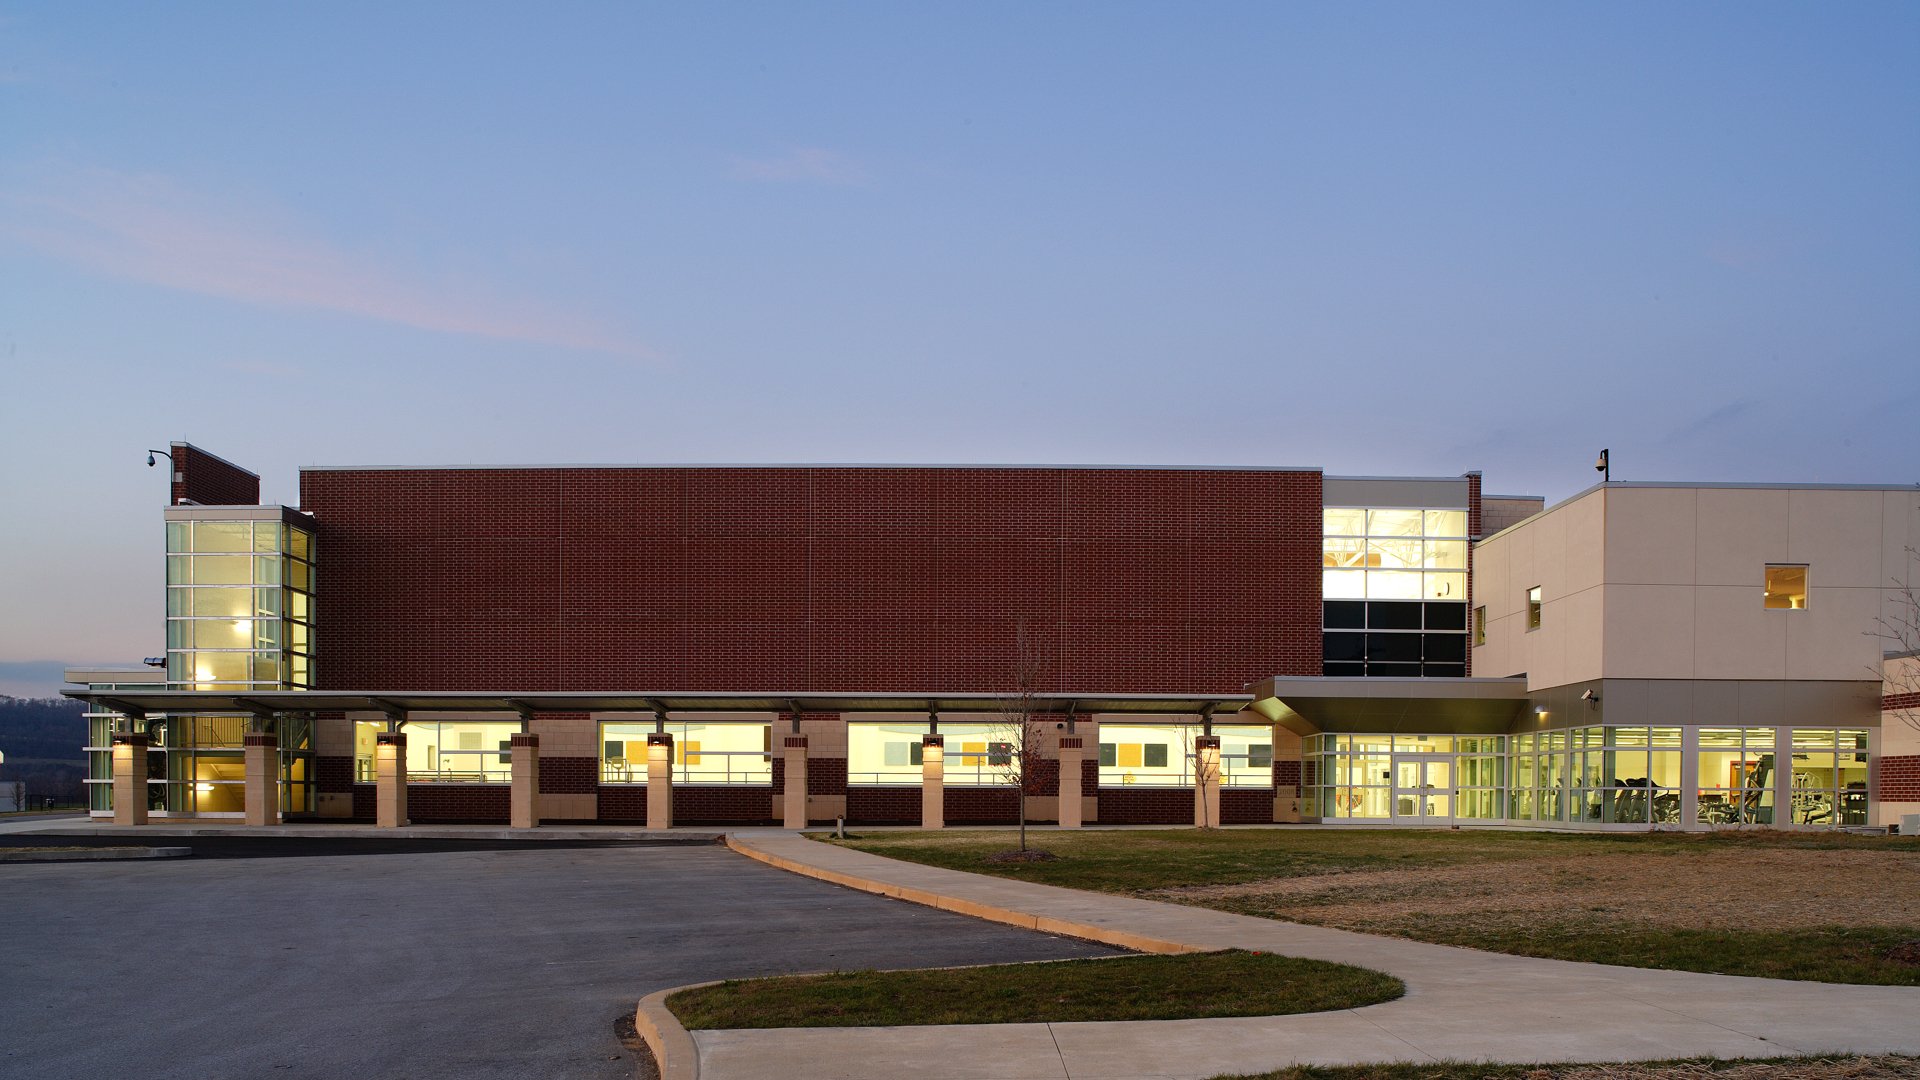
[[1526, 586, 1542, 630], [600, 721, 772, 785], [1765, 565, 1807, 610], [1098, 724, 1273, 787], [1473, 606, 1486, 646]]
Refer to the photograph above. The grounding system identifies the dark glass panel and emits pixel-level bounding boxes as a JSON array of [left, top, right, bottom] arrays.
[[1323, 632, 1365, 662], [1367, 601, 1422, 630], [1423, 663, 1467, 678], [1322, 661, 1365, 676], [1367, 633, 1423, 662], [1370, 662, 1422, 677], [1323, 601, 1366, 629], [1424, 602, 1466, 630], [1423, 634, 1467, 663]]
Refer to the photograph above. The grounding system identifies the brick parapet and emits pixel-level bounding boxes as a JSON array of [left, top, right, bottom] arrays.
[[172, 443, 260, 506], [299, 466, 1326, 691]]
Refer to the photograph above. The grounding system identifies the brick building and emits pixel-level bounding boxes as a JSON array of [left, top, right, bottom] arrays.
[[67, 443, 1920, 832]]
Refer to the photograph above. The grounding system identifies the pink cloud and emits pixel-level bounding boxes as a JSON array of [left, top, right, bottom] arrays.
[[2, 167, 655, 360]]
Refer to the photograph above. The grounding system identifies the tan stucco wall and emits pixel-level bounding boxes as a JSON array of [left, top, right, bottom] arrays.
[[1475, 485, 1920, 691]]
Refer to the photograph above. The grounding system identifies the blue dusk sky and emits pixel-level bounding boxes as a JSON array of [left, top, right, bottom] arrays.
[[2, 2, 1917, 695]]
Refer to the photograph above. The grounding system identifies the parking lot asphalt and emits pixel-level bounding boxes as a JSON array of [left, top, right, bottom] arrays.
[[0, 845, 1117, 1079]]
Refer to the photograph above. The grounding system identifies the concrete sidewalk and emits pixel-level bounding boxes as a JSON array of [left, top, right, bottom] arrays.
[[697, 830, 1920, 1079]]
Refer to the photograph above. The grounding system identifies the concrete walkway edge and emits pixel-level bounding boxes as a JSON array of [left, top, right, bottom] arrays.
[[723, 833, 1201, 955], [694, 830, 1920, 1080], [636, 983, 714, 1080]]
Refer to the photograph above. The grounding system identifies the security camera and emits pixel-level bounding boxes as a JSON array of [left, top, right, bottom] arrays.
[[147, 453, 157, 467], [1579, 689, 1594, 701]]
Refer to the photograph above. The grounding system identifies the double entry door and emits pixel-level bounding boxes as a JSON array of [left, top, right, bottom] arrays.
[[1391, 753, 1454, 824]]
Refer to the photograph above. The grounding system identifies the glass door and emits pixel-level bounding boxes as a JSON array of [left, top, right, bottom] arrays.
[[1391, 754, 1455, 824]]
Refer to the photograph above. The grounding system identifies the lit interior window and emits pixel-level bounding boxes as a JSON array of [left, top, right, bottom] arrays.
[[1526, 586, 1542, 630], [1764, 565, 1807, 609]]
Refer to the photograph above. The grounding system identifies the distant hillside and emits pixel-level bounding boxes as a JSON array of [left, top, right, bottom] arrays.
[[0, 696, 87, 803]]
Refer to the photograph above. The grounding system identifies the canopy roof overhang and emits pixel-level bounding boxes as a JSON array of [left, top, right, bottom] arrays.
[[1249, 675, 1532, 736], [61, 689, 1256, 720]]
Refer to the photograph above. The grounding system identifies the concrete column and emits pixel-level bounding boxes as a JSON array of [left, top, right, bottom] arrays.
[[646, 733, 673, 830], [920, 735, 944, 830], [1680, 727, 1700, 831], [1057, 735, 1083, 829], [1194, 735, 1222, 829], [111, 733, 149, 826], [244, 732, 280, 826], [510, 732, 541, 829], [782, 735, 809, 829], [376, 731, 409, 828]]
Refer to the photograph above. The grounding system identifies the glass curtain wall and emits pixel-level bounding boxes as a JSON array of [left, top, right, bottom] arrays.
[[1323, 508, 1470, 677], [1696, 727, 1778, 825], [1787, 729, 1870, 826], [166, 518, 314, 690]]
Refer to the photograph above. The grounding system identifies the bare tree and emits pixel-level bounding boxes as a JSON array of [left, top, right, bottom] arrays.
[[1872, 542, 1920, 735], [990, 628, 1051, 853]]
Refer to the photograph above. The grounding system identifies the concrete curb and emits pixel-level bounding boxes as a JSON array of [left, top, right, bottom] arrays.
[[723, 833, 1203, 956], [0, 846, 191, 863], [635, 982, 717, 1080]]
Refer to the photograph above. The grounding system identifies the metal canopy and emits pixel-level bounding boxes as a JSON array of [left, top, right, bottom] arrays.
[[61, 689, 1256, 717], [1249, 675, 1531, 736]]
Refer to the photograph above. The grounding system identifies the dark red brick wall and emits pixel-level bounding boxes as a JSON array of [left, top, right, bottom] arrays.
[[676, 785, 776, 823], [593, 785, 775, 824], [1097, 787, 1192, 824], [946, 786, 1021, 824], [847, 786, 921, 824], [1883, 756, 1920, 802], [298, 466, 1323, 692], [1222, 788, 1274, 824], [1275, 760, 1303, 791], [771, 754, 848, 795], [1885, 693, 1920, 713], [407, 784, 510, 823], [351, 786, 374, 820], [542, 756, 599, 795], [316, 755, 354, 794], [172, 444, 260, 506], [597, 786, 647, 822]]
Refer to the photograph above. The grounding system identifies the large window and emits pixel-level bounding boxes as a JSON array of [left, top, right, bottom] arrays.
[[599, 721, 771, 785], [355, 720, 520, 783], [1786, 728, 1869, 826], [1696, 727, 1777, 825], [1567, 726, 1684, 825], [1323, 508, 1469, 601], [1098, 724, 1273, 788], [166, 518, 315, 690], [848, 721, 1006, 787], [1324, 507, 1469, 677]]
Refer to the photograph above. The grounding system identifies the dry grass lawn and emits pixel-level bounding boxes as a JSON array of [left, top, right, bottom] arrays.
[[831, 829, 1920, 983]]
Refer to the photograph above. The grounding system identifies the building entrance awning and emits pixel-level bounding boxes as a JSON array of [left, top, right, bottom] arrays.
[[62, 688, 1256, 719], [1249, 675, 1531, 736]]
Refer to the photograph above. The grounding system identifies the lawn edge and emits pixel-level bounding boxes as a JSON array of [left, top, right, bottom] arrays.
[[636, 982, 714, 1080], [724, 832, 1204, 955]]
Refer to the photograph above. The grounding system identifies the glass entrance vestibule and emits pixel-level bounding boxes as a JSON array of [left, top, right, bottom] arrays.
[[1306, 725, 1873, 829]]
